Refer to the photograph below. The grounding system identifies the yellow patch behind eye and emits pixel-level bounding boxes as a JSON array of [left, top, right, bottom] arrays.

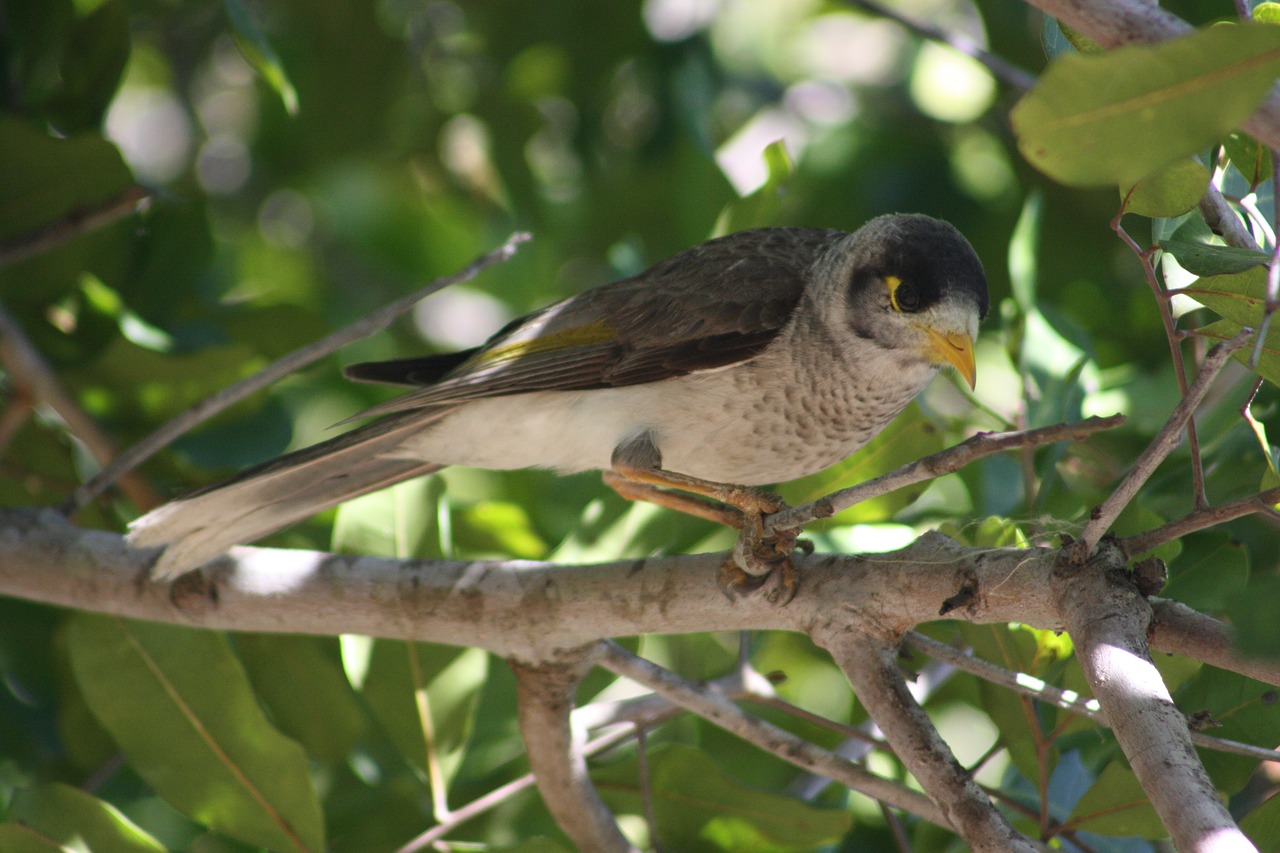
[[885, 275, 906, 312]]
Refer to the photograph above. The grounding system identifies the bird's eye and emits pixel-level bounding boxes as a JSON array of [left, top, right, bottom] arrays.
[[887, 277, 921, 313]]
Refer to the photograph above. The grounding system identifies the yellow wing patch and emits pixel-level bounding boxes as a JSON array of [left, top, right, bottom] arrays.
[[472, 320, 617, 365]]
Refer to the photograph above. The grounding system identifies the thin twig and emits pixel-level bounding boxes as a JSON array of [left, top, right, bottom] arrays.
[[63, 232, 531, 514], [0, 186, 149, 269], [1074, 330, 1253, 557], [1113, 216, 1208, 507], [0, 302, 164, 510], [839, 0, 1036, 91], [597, 640, 951, 829], [395, 725, 637, 853], [1120, 487, 1280, 556], [768, 415, 1124, 534], [905, 632, 1280, 765]]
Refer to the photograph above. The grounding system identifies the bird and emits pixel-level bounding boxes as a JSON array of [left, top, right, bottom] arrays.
[[128, 213, 988, 596]]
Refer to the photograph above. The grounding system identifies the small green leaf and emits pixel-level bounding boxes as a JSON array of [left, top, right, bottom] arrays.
[[224, 0, 299, 116], [1067, 760, 1166, 838], [595, 743, 851, 852], [1255, 2, 1280, 24], [1009, 190, 1042, 310], [1122, 159, 1210, 217], [1012, 23, 1280, 187], [5, 783, 166, 853], [712, 139, 795, 235], [67, 615, 324, 853], [1223, 131, 1273, 187], [1195, 317, 1280, 386], [1161, 241, 1271, 275]]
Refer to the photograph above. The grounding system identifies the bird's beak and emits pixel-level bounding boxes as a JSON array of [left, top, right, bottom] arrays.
[[922, 328, 977, 389]]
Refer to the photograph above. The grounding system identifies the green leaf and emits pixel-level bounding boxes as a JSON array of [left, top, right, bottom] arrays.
[[1255, 2, 1280, 24], [1160, 241, 1271, 276], [1241, 781, 1280, 851], [1121, 159, 1210, 217], [0, 116, 132, 245], [1011, 23, 1280, 187], [224, 0, 299, 116], [46, 0, 129, 131], [358, 640, 487, 787], [1223, 131, 1273, 187], [1195, 318, 1280, 386], [712, 139, 795, 235], [594, 744, 851, 852], [1066, 759, 1166, 838], [1225, 575, 1280, 657], [1183, 267, 1270, 326], [1176, 665, 1280, 789], [1008, 190, 1042, 310], [0, 825, 60, 853], [777, 402, 945, 525], [1161, 533, 1250, 612], [235, 634, 368, 763], [4, 783, 166, 853], [66, 615, 324, 852]]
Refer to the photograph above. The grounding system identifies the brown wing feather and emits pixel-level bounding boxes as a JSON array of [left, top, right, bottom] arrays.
[[347, 227, 842, 419]]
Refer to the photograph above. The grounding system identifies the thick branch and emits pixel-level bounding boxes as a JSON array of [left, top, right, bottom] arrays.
[[1053, 541, 1256, 852], [819, 631, 1037, 852], [1150, 598, 1280, 687], [3, 511, 1276, 695], [512, 648, 636, 853]]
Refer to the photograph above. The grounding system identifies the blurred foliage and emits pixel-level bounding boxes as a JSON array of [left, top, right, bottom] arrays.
[[1, 0, 1280, 851]]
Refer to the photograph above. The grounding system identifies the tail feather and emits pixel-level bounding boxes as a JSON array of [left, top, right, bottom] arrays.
[[129, 409, 446, 579]]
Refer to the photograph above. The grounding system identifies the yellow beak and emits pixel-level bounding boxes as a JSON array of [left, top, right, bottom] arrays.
[[923, 328, 977, 389]]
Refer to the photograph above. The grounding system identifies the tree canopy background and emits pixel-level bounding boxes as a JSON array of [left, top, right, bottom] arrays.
[[2, 0, 1279, 851]]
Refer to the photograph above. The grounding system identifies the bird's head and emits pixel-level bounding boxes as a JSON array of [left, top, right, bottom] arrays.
[[816, 213, 988, 389]]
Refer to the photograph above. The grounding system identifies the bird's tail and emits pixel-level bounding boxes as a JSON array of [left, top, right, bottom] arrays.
[[128, 409, 446, 579]]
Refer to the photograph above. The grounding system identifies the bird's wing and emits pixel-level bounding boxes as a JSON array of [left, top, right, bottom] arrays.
[[345, 227, 842, 419]]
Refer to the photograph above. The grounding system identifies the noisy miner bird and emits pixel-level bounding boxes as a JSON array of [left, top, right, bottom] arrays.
[[129, 213, 988, 599]]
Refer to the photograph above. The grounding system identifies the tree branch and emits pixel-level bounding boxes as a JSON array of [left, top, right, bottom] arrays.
[[1052, 540, 1257, 852], [597, 641, 951, 829], [818, 631, 1038, 852], [768, 415, 1124, 534], [1074, 330, 1253, 557], [0, 186, 149, 268], [839, 0, 1037, 91], [1121, 487, 1280, 556], [63, 232, 531, 513], [906, 631, 1280, 765], [0, 303, 164, 511], [512, 647, 636, 853]]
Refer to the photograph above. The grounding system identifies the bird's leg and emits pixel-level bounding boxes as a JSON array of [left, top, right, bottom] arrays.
[[605, 460, 803, 604]]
